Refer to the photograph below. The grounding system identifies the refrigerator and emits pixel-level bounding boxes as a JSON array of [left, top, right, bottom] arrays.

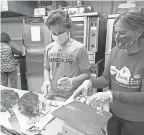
[[23, 17, 51, 93], [103, 14, 119, 91]]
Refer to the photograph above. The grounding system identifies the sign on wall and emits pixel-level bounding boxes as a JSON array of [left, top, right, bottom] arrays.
[[1, 0, 8, 11]]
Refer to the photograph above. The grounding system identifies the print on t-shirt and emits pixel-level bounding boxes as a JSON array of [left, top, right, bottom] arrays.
[[48, 52, 74, 68], [110, 66, 141, 88]]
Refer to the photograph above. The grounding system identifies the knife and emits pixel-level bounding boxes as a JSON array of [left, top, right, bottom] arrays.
[[8, 108, 22, 134], [0, 125, 21, 135], [41, 96, 47, 111]]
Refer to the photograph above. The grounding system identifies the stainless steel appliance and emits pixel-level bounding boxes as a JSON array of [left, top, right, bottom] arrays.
[[103, 14, 119, 92], [57, 12, 106, 86], [69, 12, 106, 67], [23, 17, 51, 93], [69, 12, 106, 93], [105, 14, 119, 67]]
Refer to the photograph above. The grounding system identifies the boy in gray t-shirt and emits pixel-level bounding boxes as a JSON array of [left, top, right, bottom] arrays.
[[41, 9, 90, 99]]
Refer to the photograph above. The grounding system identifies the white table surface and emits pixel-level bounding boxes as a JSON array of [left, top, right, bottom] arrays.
[[0, 86, 65, 135], [0, 85, 109, 135]]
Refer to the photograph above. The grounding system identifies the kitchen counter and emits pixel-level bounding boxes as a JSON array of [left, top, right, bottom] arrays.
[[1, 119, 64, 135], [0, 86, 110, 135], [0, 86, 65, 135]]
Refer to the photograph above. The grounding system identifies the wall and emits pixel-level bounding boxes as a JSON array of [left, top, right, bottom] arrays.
[[66, 1, 124, 17], [66, 1, 144, 18], [8, 1, 37, 16], [1, 18, 24, 52]]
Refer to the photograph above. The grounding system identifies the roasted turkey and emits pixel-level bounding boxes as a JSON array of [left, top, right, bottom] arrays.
[[18, 92, 39, 116]]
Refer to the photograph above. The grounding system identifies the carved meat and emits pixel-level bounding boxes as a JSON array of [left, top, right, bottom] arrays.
[[0, 90, 19, 112], [18, 92, 39, 116]]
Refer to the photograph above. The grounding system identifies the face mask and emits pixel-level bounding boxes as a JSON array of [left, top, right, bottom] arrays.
[[115, 35, 131, 49], [115, 31, 140, 49], [52, 32, 69, 45]]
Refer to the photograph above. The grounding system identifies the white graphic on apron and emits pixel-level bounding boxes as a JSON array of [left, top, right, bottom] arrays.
[[116, 67, 131, 85], [110, 66, 118, 75], [134, 74, 141, 79], [110, 66, 140, 87]]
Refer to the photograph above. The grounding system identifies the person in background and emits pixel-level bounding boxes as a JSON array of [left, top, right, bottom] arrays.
[[41, 9, 90, 101], [71, 8, 144, 135], [0, 32, 22, 88]]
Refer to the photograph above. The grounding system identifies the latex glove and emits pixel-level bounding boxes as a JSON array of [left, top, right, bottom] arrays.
[[86, 91, 113, 106], [62, 80, 92, 106], [0, 85, 6, 91], [57, 77, 73, 90], [71, 80, 92, 99], [62, 80, 91, 106], [41, 81, 52, 97]]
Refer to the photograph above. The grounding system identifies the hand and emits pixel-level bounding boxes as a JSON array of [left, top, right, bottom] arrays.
[[71, 80, 92, 99], [41, 81, 52, 97], [0, 85, 6, 91], [57, 77, 73, 90], [86, 91, 113, 106]]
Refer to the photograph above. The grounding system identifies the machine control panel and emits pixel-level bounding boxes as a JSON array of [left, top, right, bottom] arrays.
[[88, 17, 98, 52]]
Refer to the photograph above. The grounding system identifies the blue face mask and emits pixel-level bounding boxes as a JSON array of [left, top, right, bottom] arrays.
[[52, 32, 69, 45]]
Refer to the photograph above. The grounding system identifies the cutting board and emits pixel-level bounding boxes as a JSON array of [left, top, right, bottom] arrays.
[[52, 101, 112, 135]]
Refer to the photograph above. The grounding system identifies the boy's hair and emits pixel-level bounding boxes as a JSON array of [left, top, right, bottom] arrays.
[[45, 9, 71, 29], [1, 32, 11, 43]]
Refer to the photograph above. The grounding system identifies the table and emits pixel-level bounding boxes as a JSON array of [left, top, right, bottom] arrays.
[[0, 86, 65, 135], [0, 85, 110, 135], [1, 119, 64, 135]]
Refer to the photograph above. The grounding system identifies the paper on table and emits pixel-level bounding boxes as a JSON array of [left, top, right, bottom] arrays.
[[31, 26, 41, 41]]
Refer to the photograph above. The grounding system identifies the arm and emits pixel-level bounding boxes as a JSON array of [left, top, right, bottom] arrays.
[[44, 68, 51, 82], [11, 47, 22, 55], [43, 48, 51, 82], [71, 46, 91, 86], [70, 48, 114, 98], [90, 50, 113, 89], [90, 74, 110, 89], [112, 74, 144, 106], [71, 69, 91, 86], [41, 48, 52, 96]]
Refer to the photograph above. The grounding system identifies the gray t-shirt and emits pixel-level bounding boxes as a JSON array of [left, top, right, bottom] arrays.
[[44, 38, 90, 98]]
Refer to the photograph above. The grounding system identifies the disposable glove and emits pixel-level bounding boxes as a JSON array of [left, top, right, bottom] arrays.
[[69, 80, 92, 100], [57, 77, 73, 90], [86, 90, 113, 106], [0, 85, 6, 90], [41, 81, 52, 97]]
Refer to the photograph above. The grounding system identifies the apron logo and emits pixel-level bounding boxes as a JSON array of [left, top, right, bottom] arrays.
[[111, 66, 140, 87], [116, 67, 131, 85]]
